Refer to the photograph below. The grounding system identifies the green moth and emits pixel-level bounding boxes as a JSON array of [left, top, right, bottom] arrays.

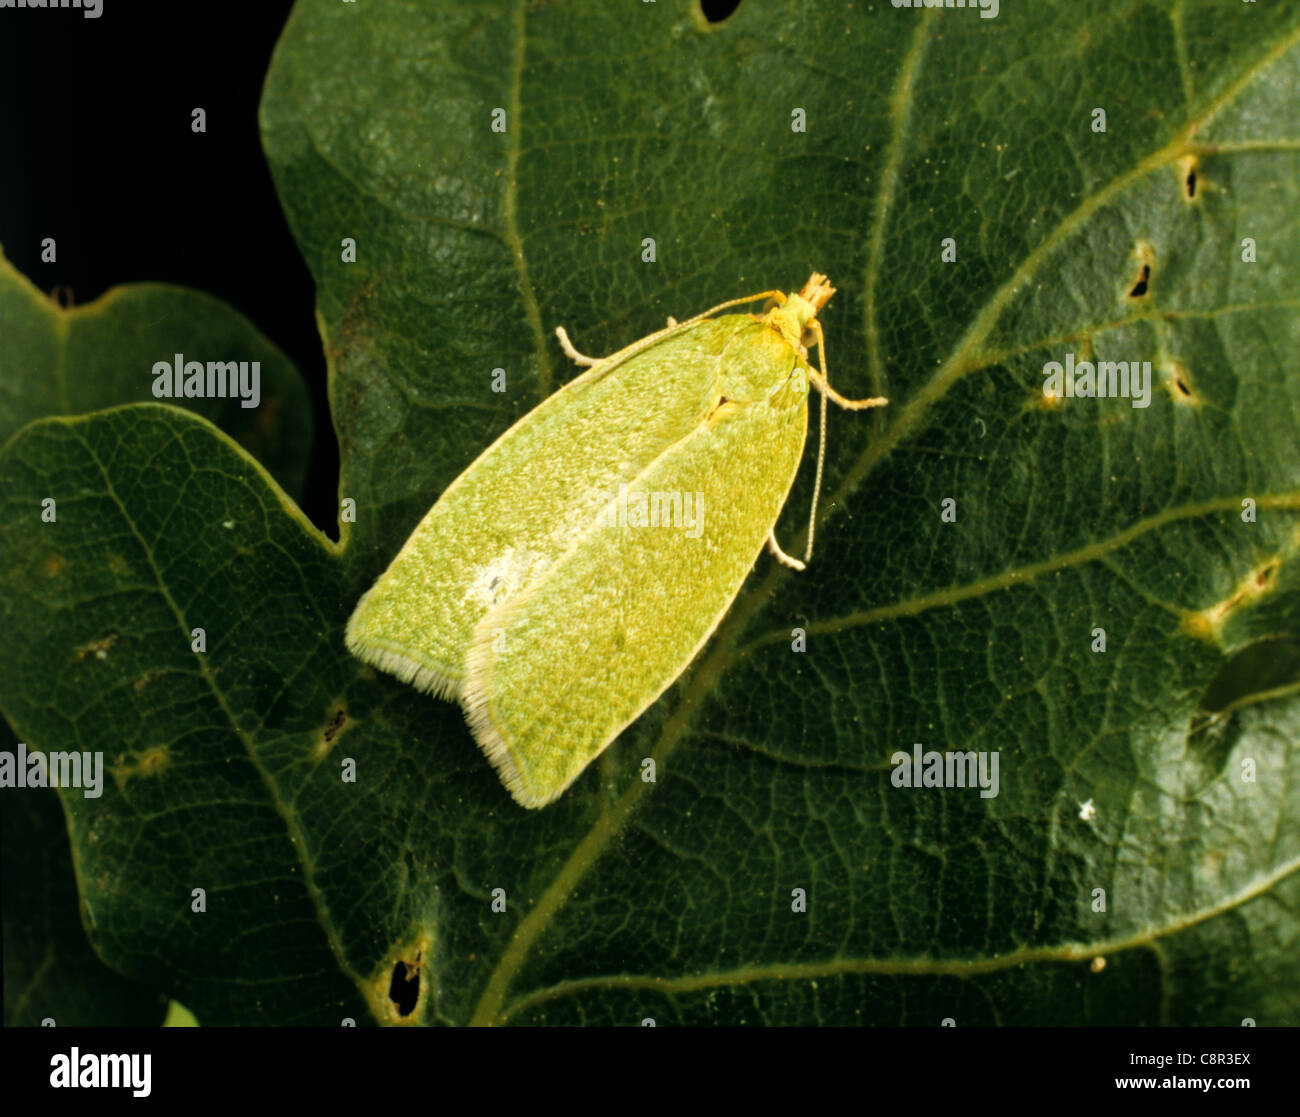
[[345, 274, 886, 808]]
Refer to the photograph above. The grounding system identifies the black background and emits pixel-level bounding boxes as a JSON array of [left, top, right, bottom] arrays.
[[0, 1, 329, 522], [0, 0, 741, 534]]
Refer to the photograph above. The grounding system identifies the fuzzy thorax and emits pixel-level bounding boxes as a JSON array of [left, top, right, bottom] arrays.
[[764, 272, 835, 349]]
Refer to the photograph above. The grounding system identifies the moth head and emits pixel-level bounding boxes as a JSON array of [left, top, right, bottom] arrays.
[[767, 273, 834, 352], [796, 273, 835, 312]]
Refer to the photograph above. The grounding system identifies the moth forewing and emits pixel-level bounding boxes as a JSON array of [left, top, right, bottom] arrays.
[[461, 362, 810, 808], [346, 273, 887, 808], [344, 317, 737, 698]]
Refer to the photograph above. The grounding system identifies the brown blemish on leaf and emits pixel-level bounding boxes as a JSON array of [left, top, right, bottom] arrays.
[[1126, 242, 1155, 301], [333, 277, 380, 367], [324, 707, 346, 742], [313, 702, 350, 760], [1182, 557, 1282, 642], [137, 747, 170, 775], [112, 745, 172, 785], [75, 634, 118, 661], [43, 554, 65, 578]]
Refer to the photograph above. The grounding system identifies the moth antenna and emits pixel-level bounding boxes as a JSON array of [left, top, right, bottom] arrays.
[[556, 289, 785, 375], [690, 288, 786, 319], [805, 366, 830, 563]]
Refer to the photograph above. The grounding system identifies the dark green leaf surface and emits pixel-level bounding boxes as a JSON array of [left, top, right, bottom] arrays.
[[0, 254, 314, 1024], [0, 250, 312, 498], [2, 759, 167, 1027], [3, 0, 1299, 1025]]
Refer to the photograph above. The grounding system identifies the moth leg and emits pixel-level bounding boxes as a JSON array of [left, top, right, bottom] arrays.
[[555, 325, 602, 367], [798, 320, 890, 564], [809, 369, 888, 411], [807, 317, 888, 411], [766, 529, 807, 571]]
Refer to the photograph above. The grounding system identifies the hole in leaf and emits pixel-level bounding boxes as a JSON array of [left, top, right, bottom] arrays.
[[1128, 264, 1150, 299], [1166, 360, 1205, 407], [388, 953, 421, 1018], [1177, 154, 1201, 203], [700, 0, 742, 22], [1163, 358, 1201, 406]]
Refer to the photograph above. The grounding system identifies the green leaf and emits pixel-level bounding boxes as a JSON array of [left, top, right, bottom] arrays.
[[0, 249, 313, 499], [0, 253, 313, 1025], [3, 0, 1300, 1025], [2, 769, 167, 1027]]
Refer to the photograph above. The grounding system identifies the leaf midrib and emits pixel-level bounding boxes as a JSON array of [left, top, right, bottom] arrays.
[[71, 418, 370, 1011], [469, 19, 1300, 1027]]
